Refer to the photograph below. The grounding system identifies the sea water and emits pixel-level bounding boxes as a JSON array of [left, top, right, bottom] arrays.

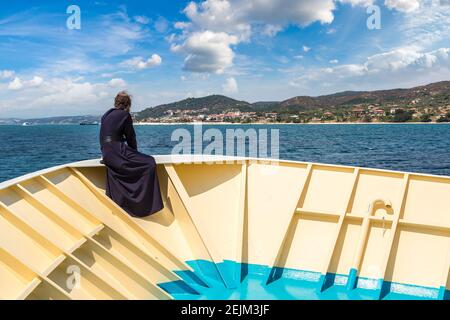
[[1, 123, 449, 182]]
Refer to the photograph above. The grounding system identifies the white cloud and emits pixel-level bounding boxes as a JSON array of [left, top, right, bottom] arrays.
[[174, 22, 191, 30], [171, 0, 423, 74], [0, 76, 127, 117], [339, 0, 375, 6], [171, 31, 239, 74], [303, 45, 311, 52], [222, 77, 239, 94], [0, 70, 15, 79], [109, 78, 126, 88], [8, 77, 23, 90], [262, 24, 283, 37], [179, 0, 337, 39], [122, 54, 162, 70], [238, 0, 337, 26], [399, 0, 450, 48], [26, 78, 109, 110], [27, 76, 44, 87], [177, 0, 393, 38], [329, 59, 339, 64], [171, 0, 337, 74], [337, 0, 420, 11], [181, 0, 252, 41], [6, 76, 44, 91], [290, 47, 450, 90], [384, 0, 420, 12]]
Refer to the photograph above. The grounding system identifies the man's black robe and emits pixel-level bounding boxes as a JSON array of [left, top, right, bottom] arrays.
[[100, 108, 163, 217]]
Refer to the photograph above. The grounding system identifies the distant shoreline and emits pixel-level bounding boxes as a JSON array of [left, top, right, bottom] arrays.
[[134, 121, 449, 126], [1, 121, 449, 126]]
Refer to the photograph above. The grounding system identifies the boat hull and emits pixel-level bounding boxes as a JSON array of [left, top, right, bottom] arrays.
[[0, 156, 449, 300]]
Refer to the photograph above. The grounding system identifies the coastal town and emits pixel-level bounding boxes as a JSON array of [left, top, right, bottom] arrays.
[[133, 82, 450, 124], [135, 103, 450, 124]]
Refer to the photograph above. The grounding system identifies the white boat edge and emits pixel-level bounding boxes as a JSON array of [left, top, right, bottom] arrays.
[[1, 154, 449, 191]]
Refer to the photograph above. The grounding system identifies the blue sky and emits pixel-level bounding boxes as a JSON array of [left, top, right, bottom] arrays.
[[0, 0, 449, 117]]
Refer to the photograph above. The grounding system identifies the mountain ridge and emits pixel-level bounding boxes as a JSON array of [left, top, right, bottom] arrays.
[[135, 81, 450, 120]]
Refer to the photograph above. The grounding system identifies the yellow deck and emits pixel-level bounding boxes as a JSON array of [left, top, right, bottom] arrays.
[[0, 156, 449, 300]]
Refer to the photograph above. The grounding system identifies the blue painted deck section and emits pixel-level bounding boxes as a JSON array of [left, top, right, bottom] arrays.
[[159, 260, 449, 300]]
